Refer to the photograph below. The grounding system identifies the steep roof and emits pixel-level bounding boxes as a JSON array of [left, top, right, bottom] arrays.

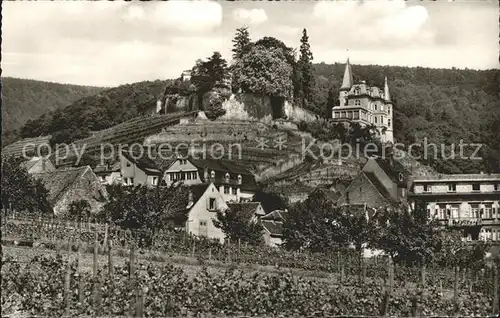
[[374, 157, 409, 187], [33, 166, 91, 205], [261, 220, 284, 237], [20, 157, 49, 172], [189, 158, 253, 176], [189, 183, 211, 204], [94, 161, 121, 174], [363, 171, 397, 204], [121, 150, 161, 175], [227, 202, 264, 221], [310, 187, 342, 203], [261, 209, 288, 221], [340, 58, 354, 90]]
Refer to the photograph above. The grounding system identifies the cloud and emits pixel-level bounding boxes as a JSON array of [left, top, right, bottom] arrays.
[[151, 1, 223, 31], [312, 0, 433, 48], [232, 8, 268, 25]]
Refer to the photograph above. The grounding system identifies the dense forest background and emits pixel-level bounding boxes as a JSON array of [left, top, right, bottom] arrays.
[[2, 77, 105, 145]]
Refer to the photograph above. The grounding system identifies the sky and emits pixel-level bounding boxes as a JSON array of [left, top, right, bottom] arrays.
[[3, 0, 499, 87]]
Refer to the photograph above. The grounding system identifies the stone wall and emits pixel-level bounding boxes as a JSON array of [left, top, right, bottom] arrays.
[[283, 100, 317, 123]]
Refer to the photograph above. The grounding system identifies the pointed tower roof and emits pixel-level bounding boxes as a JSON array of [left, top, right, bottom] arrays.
[[384, 76, 392, 103], [340, 58, 353, 91]]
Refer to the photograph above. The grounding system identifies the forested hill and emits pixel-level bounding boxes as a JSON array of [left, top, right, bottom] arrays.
[[2, 77, 105, 145], [17, 79, 176, 146], [312, 63, 500, 173]]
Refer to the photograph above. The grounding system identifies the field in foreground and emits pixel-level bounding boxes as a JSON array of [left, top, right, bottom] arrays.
[[2, 245, 496, 317]]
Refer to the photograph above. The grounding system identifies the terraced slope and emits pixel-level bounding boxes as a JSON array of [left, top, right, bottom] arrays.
[[55, 112, 197, 166]]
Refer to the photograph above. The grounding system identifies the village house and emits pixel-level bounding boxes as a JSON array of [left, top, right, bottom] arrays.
[[410, 173, 500, 242], [337, 156, 411, 208], [94, 161, 121, 185], [119, 150, 162, 187], [21, 156, 55, 174], [185, 183, 228, 242], [260, 209, 287, 247], [163, 156, 258, 202], [33, 166, 108, 216], [227, 202, 266, 223]]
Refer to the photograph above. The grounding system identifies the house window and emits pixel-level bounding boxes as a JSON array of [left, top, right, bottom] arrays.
[[187, 172, 191, 180], [355, 88, 360, 95], [126, 162, 131, 167], [388, 119, 391, 127], [210, 170, 216, 179], [381, 105, 384, 111], [388, 107, 391, 115], [355, 100, 361, 106], [224, 186, 230, 194], [169, 173, 174, 181], [209, 198, 216, 210], [472, 183, 480, 192], [374, 117, 378, 124], [129, 178, 134, 185], [225, 172, 230, 181], [494, 184, 499, 191], [200, 220, 207, 226], [192, 171, 198, 180], [374, 104, 378, 111], [470, 204, 479, 218], [448, 184, 456, 192], [237, 174, 242, 184], [232, 187, 237, 195], [485, 204, 493, 218]]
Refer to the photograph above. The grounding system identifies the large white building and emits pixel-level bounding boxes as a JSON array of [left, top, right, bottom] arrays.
[[332, 59, 394, 143], [410, 173, 500, 241]]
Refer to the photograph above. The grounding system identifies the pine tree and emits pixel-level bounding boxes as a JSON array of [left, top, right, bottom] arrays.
[[232, 26, 252, 60], [298, 28, 315, 106]]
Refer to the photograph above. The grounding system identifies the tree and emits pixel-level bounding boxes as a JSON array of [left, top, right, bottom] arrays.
[[373, 202, 442, 266], [282, 190, 349, 252], [1, 156, 51, 215], [102, 184, 190, 246], [252, 189, 289, 214], [298, 28, 315, 105], [232, 26, 252, 60], [231, 45, 293, 99], [213, 205, 263, 245], [67, 199, 91, 221], [191, 52, 229, 94]]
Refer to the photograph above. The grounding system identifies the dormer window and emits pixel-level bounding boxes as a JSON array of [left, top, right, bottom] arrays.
[[355, 100, 361, 106], [237, 174, 242, 184], [398, 173, 404, 182], [210, 170, 216, 179], [381, 105, 384, 111], [355, 88, 360, 95], [225, 172, 230, 181]]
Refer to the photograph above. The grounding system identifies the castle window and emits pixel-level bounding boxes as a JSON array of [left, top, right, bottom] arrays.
[[374, 104, 378, 111], [388, 107, 391, 115], [355, 100, 361, 106], [374, 117, 378, 124], [388, 119, 391, 127]]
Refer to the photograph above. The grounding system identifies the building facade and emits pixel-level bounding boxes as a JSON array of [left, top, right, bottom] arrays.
[[185, 183, 228, 243], [338, 157, 410, 208], [119, 151, 161, 187], [411, 173, 500, 241], [332, 59, 394, 143]]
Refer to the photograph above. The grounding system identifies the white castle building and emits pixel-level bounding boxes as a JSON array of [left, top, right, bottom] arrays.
[[332, 59, 394, 143]]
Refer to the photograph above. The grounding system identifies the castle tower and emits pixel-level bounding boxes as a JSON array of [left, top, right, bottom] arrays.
[[331, 59, 395, 144], [339, 58, 353, 107], [383, 77, 394, 143]]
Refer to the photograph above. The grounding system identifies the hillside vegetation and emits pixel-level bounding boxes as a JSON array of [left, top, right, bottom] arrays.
[[19, 80, 176, 146], [2, 77, 105, 145]]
